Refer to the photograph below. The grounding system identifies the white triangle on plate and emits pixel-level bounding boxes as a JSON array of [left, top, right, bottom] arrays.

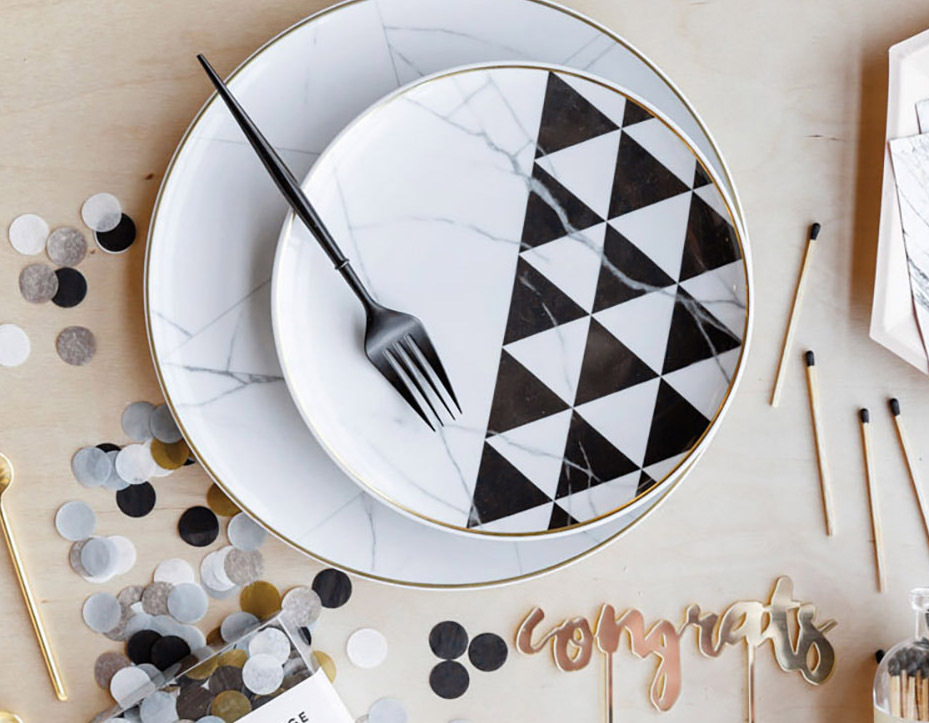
[[679, 261, 747, 338], [575, 378, 660, 467], [695, 183, 733, 224], [557, 470, 640, 522], [504, 318, 592, 405], [521, 223, 606, 311], [662, 349, 741, 420], [643, 452, 688, 486], [609, 192, 692, 281], [534, 131, 621, 218], [560, 73, 628, 128], [623, 118, 697, 188], [476, 501, 555, 533], [593, 289, 677, 374], [487, 409, 574, 499]]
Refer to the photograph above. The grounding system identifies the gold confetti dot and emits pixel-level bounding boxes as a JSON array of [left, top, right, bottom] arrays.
[[206, 627, 223, 646], [314, 651, 336, 682], [240, 581, 282, 620], [186, 655, 219, 681], [151, 438, 190, 470], [207, 483, 241, 517], [216, 649, 248, 669], [211, 689, 252, 722]]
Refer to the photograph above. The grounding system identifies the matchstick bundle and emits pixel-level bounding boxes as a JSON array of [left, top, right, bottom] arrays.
[[886, 647, 929, 720]]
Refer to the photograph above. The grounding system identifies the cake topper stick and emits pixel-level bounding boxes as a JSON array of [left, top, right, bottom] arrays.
[[804, 351, 835, 535], [890, 398, 929, 550], [745, 640, 756, 723], [860, 408, 886, 592], [604, 652, 614, 723], [771, 223, 821, 407]]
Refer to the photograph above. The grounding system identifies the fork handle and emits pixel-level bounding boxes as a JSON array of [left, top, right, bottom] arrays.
[[197, 54, 377, 312]]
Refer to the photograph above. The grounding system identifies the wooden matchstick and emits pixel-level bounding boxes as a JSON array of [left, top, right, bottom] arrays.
[[771, 222, 821, 407], [860, 408, 886, 593], [891, 663, 902, 718], [804, 351, 835, 535], [890, 398, 929, 551]]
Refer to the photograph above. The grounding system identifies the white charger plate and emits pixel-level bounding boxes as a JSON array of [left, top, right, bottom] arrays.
[[146, 0, 751, 587], [273, 64, 748, 538]]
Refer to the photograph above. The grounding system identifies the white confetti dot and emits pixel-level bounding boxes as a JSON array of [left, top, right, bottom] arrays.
[[0, 323, 31, 367], [346, 628, 388, 669], [81, 192, 122, 233], [8, 213, 49, 255]]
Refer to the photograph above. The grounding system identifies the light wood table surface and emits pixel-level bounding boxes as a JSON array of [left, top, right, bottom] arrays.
[[3, 0, 929, 721]]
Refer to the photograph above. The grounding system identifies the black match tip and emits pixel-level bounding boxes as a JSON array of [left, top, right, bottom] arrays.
[[805, 350, 815, 367], [860, 408, 870, 424], [876, 649, 886, 664], [890, 398, 901, 416], [810, 222, 821, 240]]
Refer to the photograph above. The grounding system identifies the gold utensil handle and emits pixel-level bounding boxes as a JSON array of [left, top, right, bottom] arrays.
[[0, 505, 68, 701]]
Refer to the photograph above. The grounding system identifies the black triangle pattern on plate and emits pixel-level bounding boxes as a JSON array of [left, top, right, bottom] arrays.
[[574, 318, 657, 407], [608, 133, 690, 218], [502, 257, 588, 345], [486, 350, 570, 436], [678, 193, 742, 282], [636, 471, 658, 496], [468, 444, 553, 527], [592, 225, 677, 312], [622, 100, 653, 128], [643, 380, 711, 467], [693, 163, 713, 189], [520, 164, 603, 250], [534, 73, 619, 157], [662, 288, 741, 375], [555, 412, 639, 499], [548, 503, 581, 530]]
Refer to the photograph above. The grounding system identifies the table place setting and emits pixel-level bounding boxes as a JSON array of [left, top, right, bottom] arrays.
[[5, 1, 929, 722]]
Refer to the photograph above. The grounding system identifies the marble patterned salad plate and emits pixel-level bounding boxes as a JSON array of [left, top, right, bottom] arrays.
[[273, 64, 749, 537], [145, 0, 751, 586]]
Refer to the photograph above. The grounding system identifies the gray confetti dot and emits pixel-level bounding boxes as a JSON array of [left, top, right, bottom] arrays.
[[55, 500, 96, 541], [104, 449, 130, 490], [150, 404, 182, 443], [81, 192, 122, 233], [115, 444, 156, 484], [81, 537, 116, 577], [46, 226, 87, 266], [18, 263, 58, 303], [242, 653, 283, 695], [103, 603, 133, 642], [8, 213, 48, 255], [69, 539, 89, 576], [94, 651, 131, 690], [110, 666, 155, 709], [167, 582, 208, 624], [0, 323, 31, 367], [122, 401, 156, 442], [118, 585, 145, 608], [224, 549, 263, 587], [248, 628, 290, 665], [154, 558, 196, 585], [368, 698, 408, 723], [281, 586, 322, 628], [71, 446, 113, 488], [346, 628, 388, 669], [220, 611, 259, 643], [83, 592, 122, 633], [56, 325, 96, 366], [142, 582, 173, 616], [139, 690, 176, 723], [227, 513, 267, 551]]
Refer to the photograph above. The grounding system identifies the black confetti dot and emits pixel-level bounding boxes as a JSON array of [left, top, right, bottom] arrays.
[[95, 213, 136, 254], [116, 482, 156, 518], [299, 627, 313, 646], [209, 665, 244, 695], [429, 660, 469, 699], [468, 632, 508, 672], [312, 568, 352, 608], [429, 621, 468, 660], [52, 267, 87, 308], [176, 684, 212, 719], [127, 629, 161, 665], [150, 635, 191, 671], [96, 442, 120, 453], [177, 506, 219, 547]]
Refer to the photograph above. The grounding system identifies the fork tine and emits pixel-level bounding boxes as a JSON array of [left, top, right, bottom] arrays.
[[389, 344, 445, 427], [408, 328, 461, 413], [401, 336, 454, 418], [370, 350, 435, 431]]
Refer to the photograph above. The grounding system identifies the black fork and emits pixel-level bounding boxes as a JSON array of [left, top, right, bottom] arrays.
[[198, 54, 460, 429]]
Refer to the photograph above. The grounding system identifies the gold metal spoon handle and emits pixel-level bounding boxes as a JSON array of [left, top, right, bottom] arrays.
[[0, 503, 68, 701]]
